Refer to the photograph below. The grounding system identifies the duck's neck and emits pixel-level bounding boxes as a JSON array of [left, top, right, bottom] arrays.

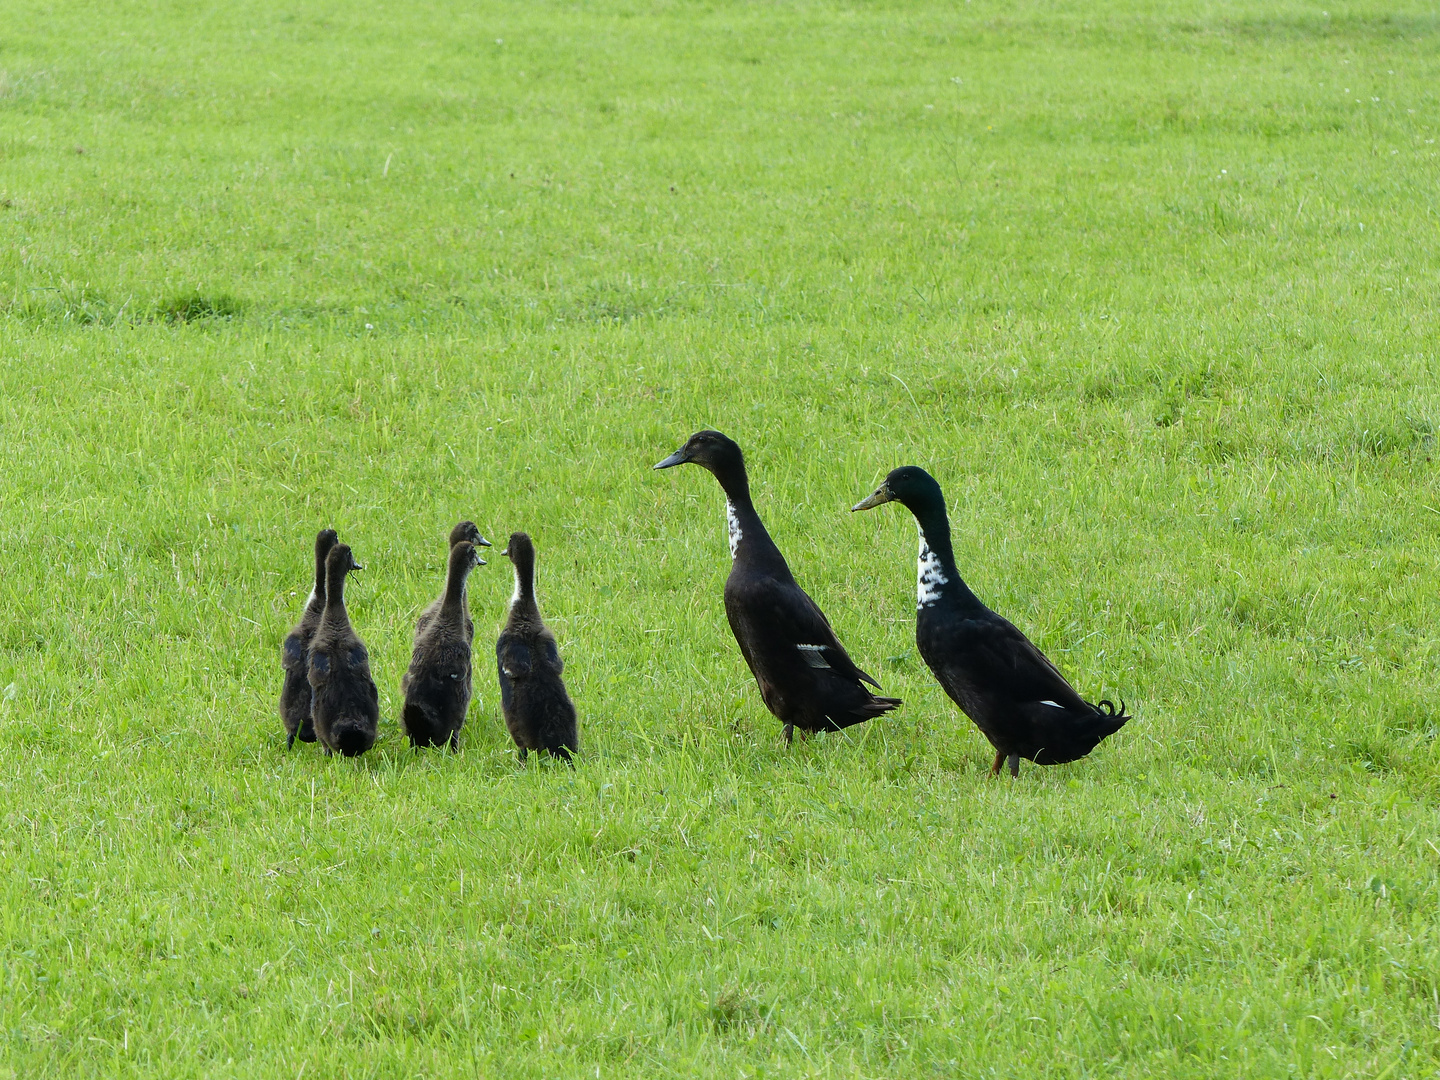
[[307, 549, 328, 612], [508, 551, 538, 618], [910, 500, 976, 610], [322, 563, 350, 627], [441, 557, 472, 621], [713, 463, 787, 572]]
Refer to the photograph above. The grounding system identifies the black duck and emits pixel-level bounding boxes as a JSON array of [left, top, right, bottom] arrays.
[[307, 543, 380, 757], [496, 532, 578, 762], [279, 527, 338, 749], [655, 430, 900, 743], [853, 465, 1129, 775], [401, 540, 484, 750]]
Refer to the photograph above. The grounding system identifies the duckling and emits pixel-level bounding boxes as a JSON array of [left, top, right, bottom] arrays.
[[496, 532, 577, 762], [413, 521, 490, 646], [401, 540, 484, 750], [279, 528, 338, 749], [853, 466, 1129, 776], [307, 543, 379, 757], [655, 430, 900, 743]]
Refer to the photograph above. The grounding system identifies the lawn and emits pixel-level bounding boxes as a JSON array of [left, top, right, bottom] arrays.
[[2, 0, 1439, 1075]]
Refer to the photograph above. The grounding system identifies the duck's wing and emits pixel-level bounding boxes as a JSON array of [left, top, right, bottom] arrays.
[[282, 630, 307, 673], [767, 578, 883, 690], [497, 635, 533, 680], [965, 614, 1089, 710]]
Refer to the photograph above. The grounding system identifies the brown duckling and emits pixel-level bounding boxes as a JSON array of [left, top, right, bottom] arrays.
[[279, 528, 338, 749], [307, 543, 379, 757], [401, 540, 484, 749], [495, 532, 578, 763]]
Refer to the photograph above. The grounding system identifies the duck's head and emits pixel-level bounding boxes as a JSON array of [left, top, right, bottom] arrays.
[[852, 466, 944, 514], [325, 543, 364, 576], [653, 429, 743, 474], [315, 527, 339, 559], [499, 531, 534, 563], [449, 539, 486, 572], [450, 520, 492, 550]]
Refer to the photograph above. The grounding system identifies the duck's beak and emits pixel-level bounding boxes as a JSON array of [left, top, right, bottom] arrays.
[[499, 547, 509, 558], [475, 555, 487, 566], [351, 561, 365, 571], [851, 486, 893, 512], [476, 535, 493, 548], [653, 448, 688, 470]]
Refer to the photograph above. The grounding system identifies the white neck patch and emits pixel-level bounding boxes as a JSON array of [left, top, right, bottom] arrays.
[[509, 567, 523, 608], [917, 523, 949, 608], [726, 500, 743, 558]]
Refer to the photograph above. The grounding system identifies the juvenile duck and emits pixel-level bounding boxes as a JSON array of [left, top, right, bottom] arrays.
[[279, 528, 338, 749], [308, 543, 380, 757], [655, 430, 900, 743], [412, 521, 490, 645], [401, 540, 484, 750], [853, 466, 1129, 776], [495, 532, 578, 762]]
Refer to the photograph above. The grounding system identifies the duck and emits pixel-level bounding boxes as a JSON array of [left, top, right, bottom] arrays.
[[655, 430, 900, 743], [495, 532, 578, 762], [400, 540, 484, 749], [852, 465, 1129, 776], [279, 527, 338, 749], [307, 543, 380, 757], [412, 521, 490, 645]]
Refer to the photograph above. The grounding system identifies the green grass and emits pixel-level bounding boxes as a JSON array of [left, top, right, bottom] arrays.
[[3, 0, 1440, 1075]]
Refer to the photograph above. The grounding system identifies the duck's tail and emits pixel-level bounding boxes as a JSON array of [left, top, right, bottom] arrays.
[[333, 719, 377, 757], [1090, 698, 1131, 738]]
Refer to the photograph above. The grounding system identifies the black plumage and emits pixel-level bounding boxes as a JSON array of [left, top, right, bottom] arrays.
[[279, 528, 338, 749], [495, 532, 578, 762], [853, 466, 1129, 776], [655, 430, 900, 743], [307, 543, 380, 757], [401, 540, 484, 750]]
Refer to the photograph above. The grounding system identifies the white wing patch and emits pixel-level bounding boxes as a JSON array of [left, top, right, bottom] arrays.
[[726, 499, 743, 558], [796, 644, 831, 669], [916, 525, 949, 608], [304, 588, 317, 609], [1039, 699, 1062, 708]]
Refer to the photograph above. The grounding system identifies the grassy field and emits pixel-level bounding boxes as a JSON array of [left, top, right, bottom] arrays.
[[3, 0, 1440, 1075]]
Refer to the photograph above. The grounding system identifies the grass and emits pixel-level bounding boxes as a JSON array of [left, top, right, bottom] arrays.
[[2, 0, 1440, 1075]]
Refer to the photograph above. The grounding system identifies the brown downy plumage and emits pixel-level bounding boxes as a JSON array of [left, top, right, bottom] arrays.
[[308, 543, 379, 757], [495, 532, 578, 762], [279, 528, 338, 749], [401, 540, 484, 749], [413, 520, 489, 645]]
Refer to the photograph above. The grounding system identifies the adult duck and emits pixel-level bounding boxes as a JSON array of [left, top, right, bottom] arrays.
[[279, 527, 338, 749], [853, 465, 1128, 776], [655, 430, 900, 742]]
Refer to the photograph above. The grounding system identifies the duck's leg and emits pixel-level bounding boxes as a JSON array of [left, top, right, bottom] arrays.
[[448, 730, 459, 753], [286, 731, 296, 750], [1007, 753, 1020, 778], [990, 750, 1005, 776], [782, 724, 795, 745], [517, 746, 528, 763]]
